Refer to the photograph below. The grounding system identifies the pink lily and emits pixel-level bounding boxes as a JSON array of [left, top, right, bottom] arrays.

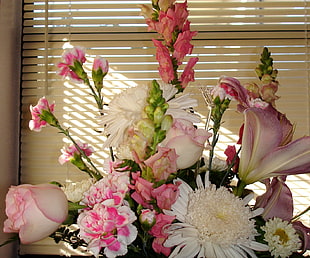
[[254, 176, 293, 221], [238, 107, 310, 185], [292, 221, 310, 253]]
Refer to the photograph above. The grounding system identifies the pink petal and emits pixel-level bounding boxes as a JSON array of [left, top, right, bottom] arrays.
[[30, 184, 68, 223], [251, 136, 310, 181], [255, 176, 293, 221], [238, 108, 283, 183]]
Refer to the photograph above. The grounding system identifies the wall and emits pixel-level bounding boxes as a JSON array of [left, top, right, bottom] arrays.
[[0, 0, 22, 257]]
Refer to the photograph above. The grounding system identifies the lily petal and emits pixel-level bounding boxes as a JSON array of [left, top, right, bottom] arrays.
[[254, 176, 293, 221], [238, 108, 283, 183], [238, 108, 310, 184], [247, 136, 310, 183]]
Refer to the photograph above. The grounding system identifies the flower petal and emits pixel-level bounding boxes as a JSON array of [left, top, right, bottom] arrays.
[[247, 136, 310, 183], [238, 108, 283, 184], [31, 184, 68, 223]]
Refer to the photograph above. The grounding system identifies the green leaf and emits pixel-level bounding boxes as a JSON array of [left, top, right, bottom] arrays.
[[68, 201, 87, 211]]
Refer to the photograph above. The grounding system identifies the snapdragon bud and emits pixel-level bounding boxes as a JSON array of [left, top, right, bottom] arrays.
[[161, 114, 173, 131], [137, 119, 155, 142]]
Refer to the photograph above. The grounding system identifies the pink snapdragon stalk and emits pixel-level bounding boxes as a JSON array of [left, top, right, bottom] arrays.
[[140, 0, 198, 92]]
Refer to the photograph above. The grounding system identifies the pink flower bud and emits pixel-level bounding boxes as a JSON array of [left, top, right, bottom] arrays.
[[92, 56, 109, 74], [139, 209, 156, 231], [58, 141, 94, 165]]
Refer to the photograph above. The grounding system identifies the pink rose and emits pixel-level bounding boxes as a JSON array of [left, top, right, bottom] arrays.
[[152, 183, 180, 210], [144, 147, 178, 181], [161, 118, 211, 169], [3, 184, 68, 244]]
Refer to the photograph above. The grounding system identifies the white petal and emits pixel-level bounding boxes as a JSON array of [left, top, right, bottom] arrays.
[[251, 207, 264, 217], [246, 240, 269, 252], [242, 192, 254, 205], [175, 240, 200, 257]]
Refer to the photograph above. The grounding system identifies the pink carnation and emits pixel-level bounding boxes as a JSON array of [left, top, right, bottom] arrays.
[[58, 141, 94, 165], [92, 56, 109, 74], [57, 46, 86, 82], [29, 97, 55, 132], [78, 204, 137, 257], [81, 171, 130, 208]]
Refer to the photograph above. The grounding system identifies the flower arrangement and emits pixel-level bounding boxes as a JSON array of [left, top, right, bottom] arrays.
[[2, 0, 310, 257]]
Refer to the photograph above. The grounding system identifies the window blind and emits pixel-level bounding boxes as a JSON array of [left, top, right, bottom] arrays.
[[20, 0, 310, 255]]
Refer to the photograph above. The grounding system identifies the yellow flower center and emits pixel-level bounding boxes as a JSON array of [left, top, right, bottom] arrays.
[[274, 228, 289, 244]]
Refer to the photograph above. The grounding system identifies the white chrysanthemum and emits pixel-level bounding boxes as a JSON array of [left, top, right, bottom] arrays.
[[102, 82, 201, 148], [262, 217, 301, 258], [61, 178, 94, 203], [159, 81, 200, 123], [164, 173, 268, 258], [101, 85, 149, 148]]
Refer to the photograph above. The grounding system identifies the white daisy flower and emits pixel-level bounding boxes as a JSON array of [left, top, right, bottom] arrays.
[[164, 173, 268, 258], [262, 217, 301, 258]]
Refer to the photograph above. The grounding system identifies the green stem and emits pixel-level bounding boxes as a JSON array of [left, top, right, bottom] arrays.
[[291, 206, 310, 222], [83, 77, 104, 113], [49, 114, 102, 181], [234, 180, 247, 197], [61, 128, 102, 181]]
